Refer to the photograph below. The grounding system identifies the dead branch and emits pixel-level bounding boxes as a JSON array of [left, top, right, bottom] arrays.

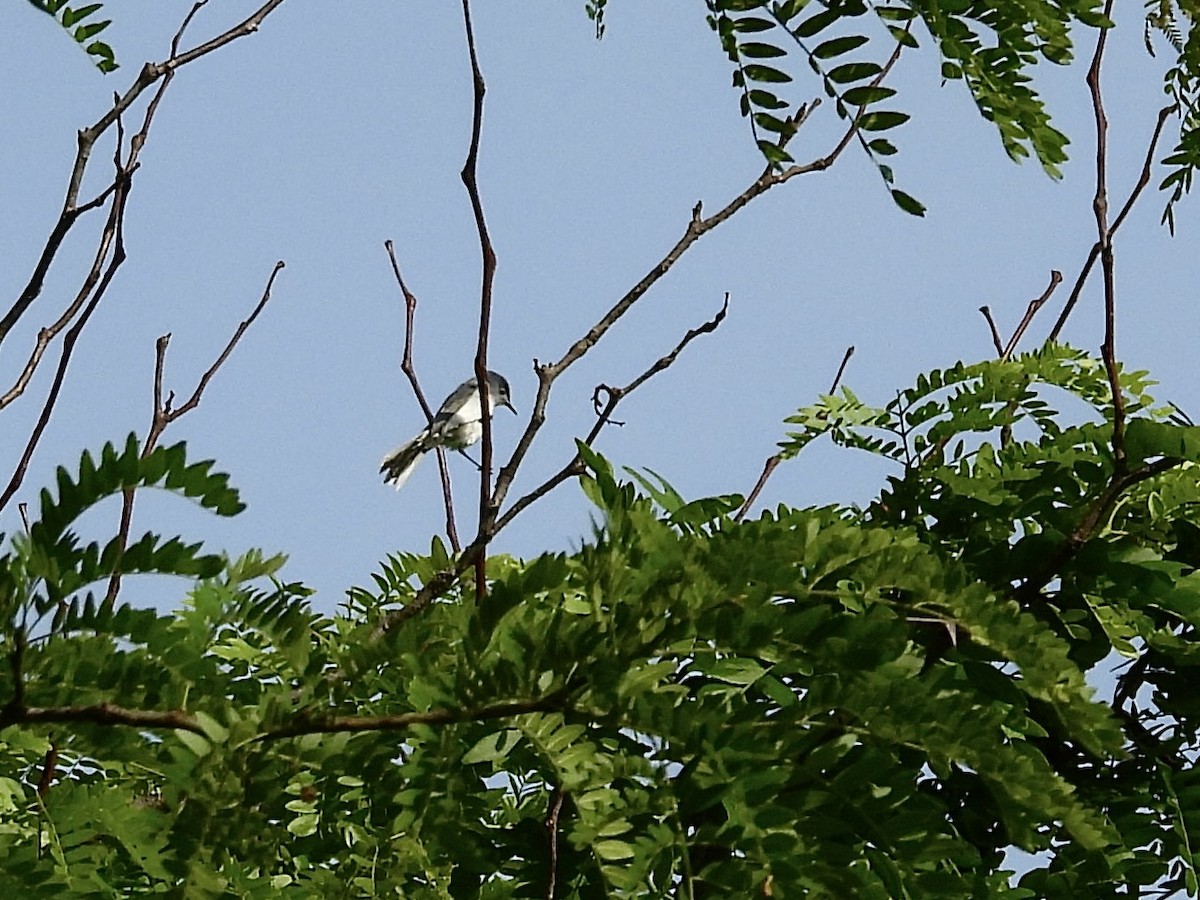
[[1046, 104, 1175, 343], [384, 240, 462, 552], [102, 261, 284, 608], [1001, 270, 1061, 360], [459, 0, 498, 603], [0, 0, 287, 350]]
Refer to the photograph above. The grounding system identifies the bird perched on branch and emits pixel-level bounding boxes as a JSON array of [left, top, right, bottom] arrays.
[[381, 370, 516, 489]]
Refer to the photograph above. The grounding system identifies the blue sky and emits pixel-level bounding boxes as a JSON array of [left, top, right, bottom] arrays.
[[1, 1, 1196, 605]]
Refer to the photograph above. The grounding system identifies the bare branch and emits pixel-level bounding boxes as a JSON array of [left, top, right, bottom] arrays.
[[979, 306, 1005, 356], [458, 0, 497, 536], [102, 261, 284, 608], [0, 0, 287, 349], [490, 98, 845, 525], [734, 455, 781, 523], [0, 170, 131, 514], [1001, 270, 1061, 360], [734, 344, 854, 523], [378, 48, 908, 635], [829, 345, 855, 394], [1046, 104, 1174, 343], [458, 0, 497, 602], [494, 294, 730, 534], [384, 241, 461, 552], [1086, 0, 1126, 471]]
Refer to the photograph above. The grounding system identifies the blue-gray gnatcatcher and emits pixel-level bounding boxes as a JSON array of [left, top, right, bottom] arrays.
[[381, 370, 516, 489]]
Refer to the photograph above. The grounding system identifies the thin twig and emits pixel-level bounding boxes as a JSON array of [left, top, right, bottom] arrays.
[[734, 456, 781, 523], [735, 344, 855, 523], [384, 241, 461, 552], [1046, 104, 1174, 343], [0, 0, 286, 349], [1001, 270, 1061, 360], [829, 345, 855, 394], [496, 294, 730, 534], [979, 306, 1005, 356], [102, 261, 284, 608]]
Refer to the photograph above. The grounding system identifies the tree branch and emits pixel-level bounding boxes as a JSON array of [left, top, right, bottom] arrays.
[[458, 0, 498, 600], [1046, 104, 1174, 344], [734, 344, 855, 522], [545, 786, 566, 900], [102, 261, 284, 608], [1017, 457, 1182, 601], [1086, 0, 1126, 472], [1001, 269, 1061, 360], [0, 701, 206, 736], [375, 47, 906, 634], [384, 241, 461, 551], [0, 0, 287, 349]]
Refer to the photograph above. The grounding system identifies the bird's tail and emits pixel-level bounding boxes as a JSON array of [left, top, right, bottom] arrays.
[[380, 435, 428, 489]]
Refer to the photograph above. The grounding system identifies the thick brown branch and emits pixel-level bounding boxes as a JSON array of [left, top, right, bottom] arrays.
[[0, 701, 206, 736], [459, 0, 498, 563]]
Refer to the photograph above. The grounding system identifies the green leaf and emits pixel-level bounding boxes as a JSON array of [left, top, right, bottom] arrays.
[[826, 61, 882, 83], [743, 63, 792, 83], [890, 188, 926, 216], [843, 85, 896, 106], [857, 110, 910, 131], [1125, 419, 1200, 463], [812, 35, 870, 58]]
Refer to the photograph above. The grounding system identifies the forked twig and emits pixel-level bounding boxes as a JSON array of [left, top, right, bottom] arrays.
[[102, 261, 284, 608], [1046, 104, 1174, 343], [384, 241, 461, 551], [0, 0, 286, 350], [1001, 270, 1061, 360]]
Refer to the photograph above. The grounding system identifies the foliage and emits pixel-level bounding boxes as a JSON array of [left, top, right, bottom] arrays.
[[25, 0, 117, 72], [4, 348, 1200, 896], [693, 0, 1197, 217]]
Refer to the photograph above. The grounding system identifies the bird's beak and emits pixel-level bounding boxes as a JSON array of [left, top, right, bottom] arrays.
[[502, 399, 517, 415]]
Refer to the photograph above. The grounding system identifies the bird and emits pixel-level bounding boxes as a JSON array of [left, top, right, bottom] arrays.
[[381, 370, 516, 489]]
